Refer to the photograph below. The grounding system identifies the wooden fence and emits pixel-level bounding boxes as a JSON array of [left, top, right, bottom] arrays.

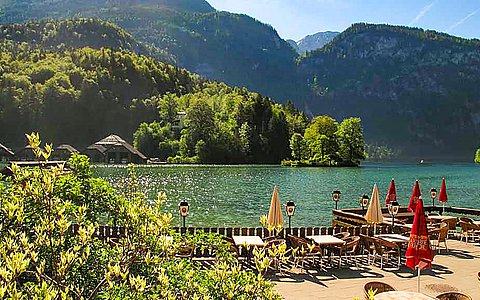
[[71, 224, 393, 241]]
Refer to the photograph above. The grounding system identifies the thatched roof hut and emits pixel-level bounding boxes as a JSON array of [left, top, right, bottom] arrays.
[[14, 145, 37, 161], [53, 144, 79, 161], [84, 134, 147, 164], [0, 143, 14, 162]]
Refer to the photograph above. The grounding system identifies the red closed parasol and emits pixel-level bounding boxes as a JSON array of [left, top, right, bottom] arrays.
[[385, 178, 397, 206], [407, 180, 421, 212], [438, 178, 448, 204], [438, 177, 448, 213], [405, 196, 434, 292]]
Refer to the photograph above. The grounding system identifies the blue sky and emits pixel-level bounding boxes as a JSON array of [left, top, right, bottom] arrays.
[[207, 0, 480, 41]]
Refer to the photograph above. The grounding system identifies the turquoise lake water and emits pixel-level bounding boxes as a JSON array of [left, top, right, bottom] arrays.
[[93, 163, 480, 227]]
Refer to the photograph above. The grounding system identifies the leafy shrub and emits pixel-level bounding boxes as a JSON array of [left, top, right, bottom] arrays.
[[0, 133, 281, 299]]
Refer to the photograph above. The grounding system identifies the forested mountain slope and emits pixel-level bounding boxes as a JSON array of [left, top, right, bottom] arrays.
[[299, 23, 480, 157], [0, 0, 302, 101], [0, 18, 149, 54], [0, 19, 308, 164]]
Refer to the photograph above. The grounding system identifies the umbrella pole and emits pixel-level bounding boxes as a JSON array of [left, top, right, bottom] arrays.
[[442, 203, 445, 214], [417, 267, 421, 292], [374, 223, 377, 235]]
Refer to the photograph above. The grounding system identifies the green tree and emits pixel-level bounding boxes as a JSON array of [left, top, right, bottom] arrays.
[[238, 122, 252, 160], [290, 133, 307, 160], [337, 117, 366, 163], [303, 115, 339, 162], [475, 148, 480, 164], [133, 122, 174, 159], [181, 101, 216, 158], [158, 93, 179, 124]]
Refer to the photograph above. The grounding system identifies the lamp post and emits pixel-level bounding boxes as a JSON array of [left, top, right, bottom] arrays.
[[360, 194, 369, 215], [179, 201, 189, 229], [387, 200, 400, 229], [285, 201, 296, 229], [430, 188, 437, 207], [332, 190, 341, 210]]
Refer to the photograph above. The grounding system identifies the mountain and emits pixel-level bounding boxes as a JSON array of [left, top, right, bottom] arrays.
[[296, 31, 339, 54], [298, 23, 480, 158], [1, 0, 480, 159], [286, 39, 299, 52], [0, 0, 302, 102]]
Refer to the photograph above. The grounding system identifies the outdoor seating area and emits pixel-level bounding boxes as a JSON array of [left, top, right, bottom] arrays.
[[272, 238, 479, 299], [170, 214, 479, 299]]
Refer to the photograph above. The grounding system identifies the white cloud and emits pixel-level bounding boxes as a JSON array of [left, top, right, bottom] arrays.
[[409, 1, 436, 26], [446, 9, 479, 32]]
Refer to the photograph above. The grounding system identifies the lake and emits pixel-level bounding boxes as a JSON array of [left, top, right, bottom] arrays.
[[93, 162, 480, 227]]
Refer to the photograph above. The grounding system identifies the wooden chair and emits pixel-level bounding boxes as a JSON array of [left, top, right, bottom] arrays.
[[361, 235, 400, 269], [332, 236, 360, 268], [223, 236, 239, 258], [333, 231, 351, 240], [435, 292, 472, 300], [442, 217, 458, 238], [286, 234, 322, 269], [363, 281, 396, 299], [459, 221, 480, 243], [430, 222, 449, 253], [175, 242, 194, 260], [459, 217, 474, 224], [264, 238, 287, 272]]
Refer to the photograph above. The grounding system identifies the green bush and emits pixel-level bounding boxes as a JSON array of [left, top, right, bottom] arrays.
[[0, 133, 281, 299]]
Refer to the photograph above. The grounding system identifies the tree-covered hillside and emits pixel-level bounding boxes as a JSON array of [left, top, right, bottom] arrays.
[[0, 0, 302, 101], [299, 23, 480, 158], [0, 39, 202, 147], [0, 19, 312, 164], [0, 18, 149, 55]]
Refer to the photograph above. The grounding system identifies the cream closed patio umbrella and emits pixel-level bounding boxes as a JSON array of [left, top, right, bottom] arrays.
[[267, 185, 284, 228], [365, 184, 384, 235]]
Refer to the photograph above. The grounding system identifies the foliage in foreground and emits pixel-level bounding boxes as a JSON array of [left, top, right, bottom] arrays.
[[0, 133, 280, 299]]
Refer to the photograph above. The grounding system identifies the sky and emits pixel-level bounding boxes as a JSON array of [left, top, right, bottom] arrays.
[[207, 0, 480, 41]]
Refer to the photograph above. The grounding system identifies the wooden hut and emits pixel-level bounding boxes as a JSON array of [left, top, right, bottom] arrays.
[[0, 143, 14, 162], [52, 144, 79, 161], [14, 145, 38, 161], [84, 134, 147, 164]]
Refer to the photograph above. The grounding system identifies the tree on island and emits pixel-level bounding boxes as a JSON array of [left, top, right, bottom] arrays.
[[304, 115, 339, 162], [286, 116, 366, 166], [290, 133, 307, 161], [475, 148, 480, 164], [337, 117, 366, 163]]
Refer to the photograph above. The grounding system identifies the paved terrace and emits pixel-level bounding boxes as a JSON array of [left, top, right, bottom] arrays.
[[272, 239, 480, 300]]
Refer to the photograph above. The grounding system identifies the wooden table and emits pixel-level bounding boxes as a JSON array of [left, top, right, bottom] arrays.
[[375, 291, 435, 300], [427, 215, 451, 224], [306, 235, 345, 246], [232, 235, 265, 247], [403, 224, 437, 231], [375, 234, 410, 244]]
